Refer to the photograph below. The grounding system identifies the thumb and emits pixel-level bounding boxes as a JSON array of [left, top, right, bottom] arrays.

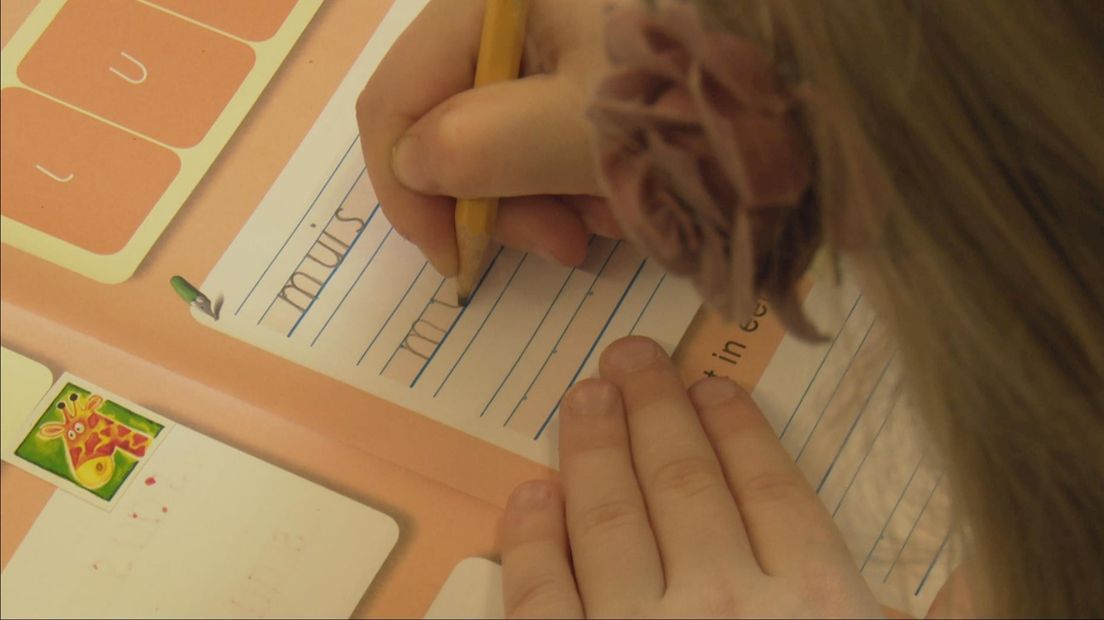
[[391, 74, 602, 199]]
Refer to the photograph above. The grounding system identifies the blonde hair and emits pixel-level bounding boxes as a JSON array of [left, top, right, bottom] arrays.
[[701, 0, 1104, 615]]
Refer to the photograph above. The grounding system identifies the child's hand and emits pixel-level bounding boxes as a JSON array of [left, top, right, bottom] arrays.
[[357, 0, 620, 277], [500, 337, 881, 618]]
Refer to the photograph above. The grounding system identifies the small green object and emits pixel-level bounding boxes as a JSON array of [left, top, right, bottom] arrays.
[[170, 275, 200, 304], [170, 275, 220, 320]]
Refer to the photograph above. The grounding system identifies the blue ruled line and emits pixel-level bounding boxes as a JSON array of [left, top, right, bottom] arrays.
[[483, 265, 578, 418], [794, 317, 878, 461], [779, 293, 864, 438], [832, 389, 903, 517], [279, 199, 379, 336], [236, 135, 360, 316], [883, 470, 945, 583], [310, 228, 393, 347], [357, 261, 428, 365], [256, 168, 372, 326], [914, 531, 951, 596], [408, 247, 504, 388], [534, 258, 647, 440], [502, 242, 620, 427], [629, 271, 665, 335], [434, 254, 528, 397], [815, 352, 896, 493], [860, 452, 927, 572], [379, 277, 448, 375]]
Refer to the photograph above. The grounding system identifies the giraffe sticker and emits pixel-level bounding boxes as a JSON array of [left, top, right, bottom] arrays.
[[14, 382, 166, 504]]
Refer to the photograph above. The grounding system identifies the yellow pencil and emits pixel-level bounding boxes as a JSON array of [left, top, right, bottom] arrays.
[[455, 0, 531, 306]]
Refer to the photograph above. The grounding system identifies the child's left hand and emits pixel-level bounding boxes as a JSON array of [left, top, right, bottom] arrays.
[[499, 336, 882, 618]]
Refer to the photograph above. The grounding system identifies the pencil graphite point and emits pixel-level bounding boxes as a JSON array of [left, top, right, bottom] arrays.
[[453, 0, 529, 310]]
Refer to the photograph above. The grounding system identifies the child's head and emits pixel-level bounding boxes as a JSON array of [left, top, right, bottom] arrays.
[[700, 0, 1104, 614]]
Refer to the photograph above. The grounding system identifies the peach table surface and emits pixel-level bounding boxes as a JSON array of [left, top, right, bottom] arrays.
[[0, 1, 761, 616]]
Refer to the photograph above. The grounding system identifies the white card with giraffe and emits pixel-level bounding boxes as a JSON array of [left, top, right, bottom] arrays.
[[0, 358, 400, 618], [3, 373, 173, 510]]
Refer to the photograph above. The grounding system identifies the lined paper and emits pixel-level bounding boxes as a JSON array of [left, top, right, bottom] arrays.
[[420, 284, 957, 619], [755, 280, 956, 616], [200, 2, 953, 613], [199, 1, 699, 466]]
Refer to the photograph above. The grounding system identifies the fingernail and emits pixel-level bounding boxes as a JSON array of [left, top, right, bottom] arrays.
[[563, 380, 618, 416], [508, 480, 555, 511], [604, 337, 662, 373], [530, 239, 586, 268], [532, 236, 591, 265], [391, 134, 427, 191], [690, 377, 742, 408], [530, 242, 559, 265], [427, 250, 458, 279]]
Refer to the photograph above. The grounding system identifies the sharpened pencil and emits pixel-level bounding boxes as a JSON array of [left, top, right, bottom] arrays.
[[455, 0, 531, 306]]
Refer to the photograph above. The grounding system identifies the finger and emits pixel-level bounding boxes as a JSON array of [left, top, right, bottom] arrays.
[[391, 74, 602, 199], [559, 379, 664, 615], [356, 0, 483, 276], [688, 376, 857, 577], [564, 195, 623, 239], [598, 337, 758, 585], [500, 480, 585, 619], [496, 196, 589, 267]]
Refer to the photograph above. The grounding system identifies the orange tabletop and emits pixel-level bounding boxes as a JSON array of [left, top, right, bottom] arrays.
[[0, 1, 784, 616]]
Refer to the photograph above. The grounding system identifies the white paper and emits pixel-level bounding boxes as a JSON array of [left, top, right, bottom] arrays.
[[753, 279, 956, 616], [421, 281, 955, 619], [0, 347, 54, 452], [2, 373, 175, 511], [198, 2, 949, 614], [2, 397, 398, 619], [198, 0, 700, 467], [424, 557, 504, 619]]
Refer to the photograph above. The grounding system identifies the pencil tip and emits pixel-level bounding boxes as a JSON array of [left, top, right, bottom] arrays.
[[457, 294, 469, 307]]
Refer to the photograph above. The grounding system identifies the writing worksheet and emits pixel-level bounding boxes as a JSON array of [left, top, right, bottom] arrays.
[[0, 350, 399, 619], [421, 283, 956, 619], [752, 280, 956, 616], [194, 2, 951, 614], [199, 1, 699, 466]]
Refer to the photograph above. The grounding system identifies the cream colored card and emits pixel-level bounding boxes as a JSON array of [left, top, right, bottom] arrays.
[[2, 373, 173, 510], [0, 370, 399, 618], [425, 558, 504, 619], [0, 346, 54, 450], [0, 0, 321, 283]]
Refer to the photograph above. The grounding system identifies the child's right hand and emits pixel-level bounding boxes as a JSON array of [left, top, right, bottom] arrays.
[[357, 0, 623, 278]]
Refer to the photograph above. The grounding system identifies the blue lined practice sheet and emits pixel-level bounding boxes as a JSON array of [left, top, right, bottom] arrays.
[[201, 4, 952, 614], [752, 281, 956, 616], [199, 2, 699, 466]]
